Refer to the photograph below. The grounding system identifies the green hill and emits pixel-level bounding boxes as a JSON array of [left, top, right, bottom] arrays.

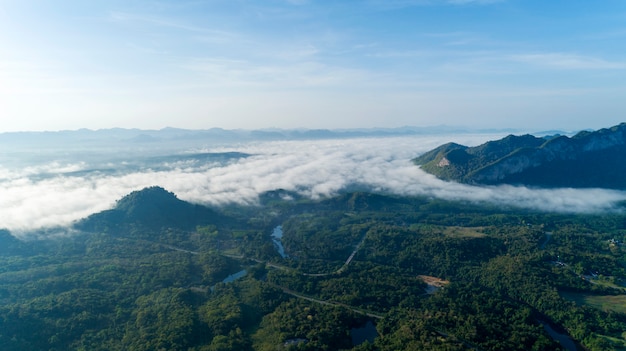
[[74, 186, 223, 234]]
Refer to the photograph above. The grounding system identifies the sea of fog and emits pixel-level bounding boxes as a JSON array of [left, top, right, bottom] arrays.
[[2, 132, 626, 236]]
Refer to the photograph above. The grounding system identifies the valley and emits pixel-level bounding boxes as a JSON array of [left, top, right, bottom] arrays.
[[1, 188, 626, 350]]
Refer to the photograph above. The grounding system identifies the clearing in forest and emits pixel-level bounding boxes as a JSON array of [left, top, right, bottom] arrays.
[[418, 275, 450, 294], [442, 226, 487, 238], [560, 292, 626, 314]]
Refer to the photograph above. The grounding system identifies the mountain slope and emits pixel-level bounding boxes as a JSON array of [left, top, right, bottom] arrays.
[[0, 229, 29, 255], [414, 123, 626, 189]]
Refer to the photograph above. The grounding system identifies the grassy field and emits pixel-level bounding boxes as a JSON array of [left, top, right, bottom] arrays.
[[442, 226, 486, 238], [561, 292, 626, 349], [598, 334, 626, 350], [560, 292, 626, 314]]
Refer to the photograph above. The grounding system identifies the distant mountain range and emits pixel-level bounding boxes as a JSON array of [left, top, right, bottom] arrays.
[[0, 125, 525, 147], [414, 123, 626, 189]]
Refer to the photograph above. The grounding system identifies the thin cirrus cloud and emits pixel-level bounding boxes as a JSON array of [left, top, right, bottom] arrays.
[[510, 53, 626, 70], [2, 1, 626, 132], [182, 59, 367, 88], [109, 11, 222, 35], [367, 0, 504, 8], [2, 135, 626, 237]]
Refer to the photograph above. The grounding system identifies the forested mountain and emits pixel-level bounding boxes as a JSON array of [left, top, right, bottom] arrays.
[[75, 186, 225, 234], [414, 123, 626, 188], [2, 187, 626, 350]]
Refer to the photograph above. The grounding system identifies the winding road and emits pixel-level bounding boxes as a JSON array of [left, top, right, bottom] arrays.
[[304, 231, 368, 276]]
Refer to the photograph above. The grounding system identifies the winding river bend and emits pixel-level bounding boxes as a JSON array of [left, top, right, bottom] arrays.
[[271, 225, 288, 258]]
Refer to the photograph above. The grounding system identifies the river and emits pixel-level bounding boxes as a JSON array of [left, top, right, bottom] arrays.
[[271, 225, 288, 258], [540, 321, 579, 351]]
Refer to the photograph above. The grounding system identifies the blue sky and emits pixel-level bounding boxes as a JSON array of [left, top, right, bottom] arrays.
[[1, 0, 626, 132]]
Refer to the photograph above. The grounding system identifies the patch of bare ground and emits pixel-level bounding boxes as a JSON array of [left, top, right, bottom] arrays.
[[418, 275, 450, 294]]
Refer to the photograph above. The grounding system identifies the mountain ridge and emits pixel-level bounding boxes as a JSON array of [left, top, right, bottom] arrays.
[[0, 125, 530, 146], [414, 123, 626, 189]]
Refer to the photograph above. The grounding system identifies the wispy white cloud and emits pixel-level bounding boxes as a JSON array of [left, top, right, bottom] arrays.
[[2, 0, 626, 134], [510, 53, 626, 70], [109, 11, 229, 35], [367, 0, 504, 9], [108, 11, 241, 50], [181, 56, 368, 88]]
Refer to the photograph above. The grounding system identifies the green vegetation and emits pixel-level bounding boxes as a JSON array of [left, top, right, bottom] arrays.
[[2, 188, 626, 350], [561, 292, 626, 314], [414, 122, 626, 189]]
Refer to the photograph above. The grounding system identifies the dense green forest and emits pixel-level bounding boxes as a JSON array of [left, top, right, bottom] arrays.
[[2, 187, 626, 350]]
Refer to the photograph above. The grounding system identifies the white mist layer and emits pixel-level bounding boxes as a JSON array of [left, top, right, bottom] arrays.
[[2, 135, 625, 234]]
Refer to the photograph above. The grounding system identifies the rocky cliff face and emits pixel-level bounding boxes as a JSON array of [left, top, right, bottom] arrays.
[[414, 123, 626, 189]]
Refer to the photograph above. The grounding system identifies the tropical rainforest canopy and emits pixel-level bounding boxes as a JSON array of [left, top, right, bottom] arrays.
[[1, 187, 626, 350]]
